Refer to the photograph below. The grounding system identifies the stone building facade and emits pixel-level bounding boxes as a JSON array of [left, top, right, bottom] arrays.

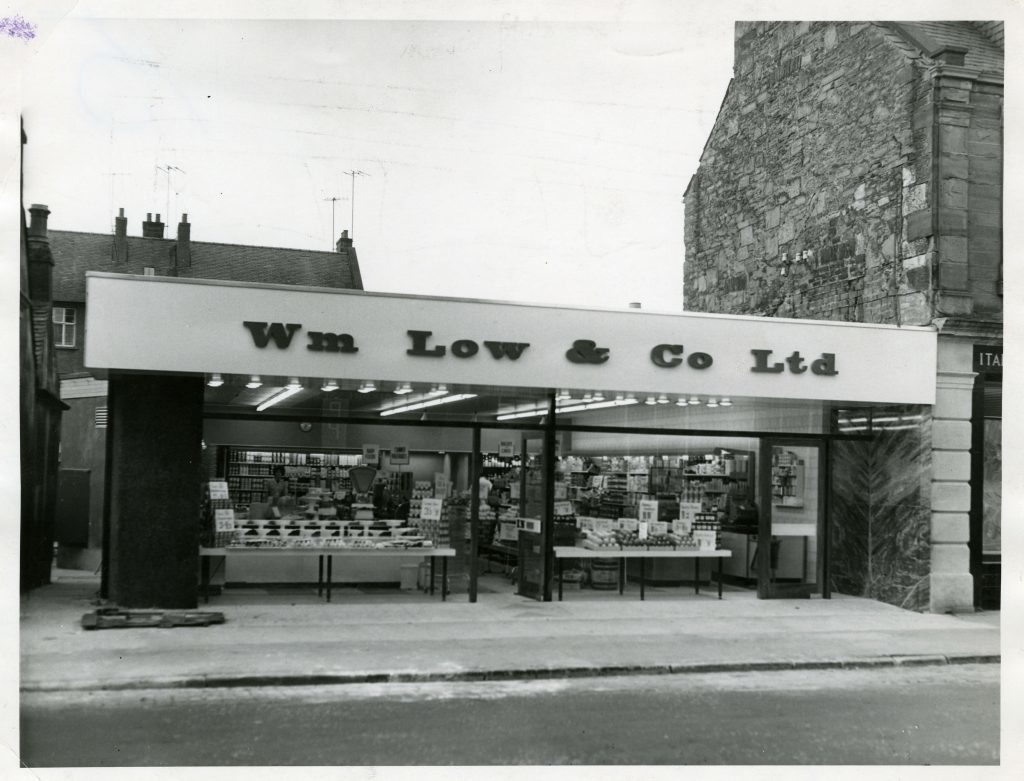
[[684, 22, 1002, 612]]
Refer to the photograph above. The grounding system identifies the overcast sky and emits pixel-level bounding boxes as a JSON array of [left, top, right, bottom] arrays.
[[18, 4, 737, 311]]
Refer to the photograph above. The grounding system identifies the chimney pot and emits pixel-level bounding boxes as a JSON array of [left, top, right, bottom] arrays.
[[336, 228, 353, 252], [28, 204, 50, 241]]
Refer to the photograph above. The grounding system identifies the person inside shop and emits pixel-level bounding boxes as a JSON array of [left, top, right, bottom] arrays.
[[264, 466, 291, 518], [478, 474, 493, 505]]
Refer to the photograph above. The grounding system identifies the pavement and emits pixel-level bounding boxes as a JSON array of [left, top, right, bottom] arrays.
[[19, 569, 1001, 693]]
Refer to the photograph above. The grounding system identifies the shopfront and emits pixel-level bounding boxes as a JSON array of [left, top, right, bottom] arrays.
[[84, 272, 938, 608]]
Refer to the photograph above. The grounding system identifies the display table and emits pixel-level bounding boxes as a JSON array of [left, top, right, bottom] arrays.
[[553, 546, 732, 601], [199, 546, 457, 603]]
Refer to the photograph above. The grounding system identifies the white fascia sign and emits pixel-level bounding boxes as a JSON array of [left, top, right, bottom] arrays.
[[84, 273, 937, 405]]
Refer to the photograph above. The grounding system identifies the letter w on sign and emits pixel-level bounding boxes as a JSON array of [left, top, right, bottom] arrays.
[[483, 341, 530, 360], [243, 321, 303, 349]]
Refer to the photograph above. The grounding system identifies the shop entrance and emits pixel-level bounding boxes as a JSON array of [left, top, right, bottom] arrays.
[[756, 439, 826, 599]]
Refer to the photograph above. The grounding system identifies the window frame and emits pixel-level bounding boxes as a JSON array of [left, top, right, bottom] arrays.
[[53, 305, 77, 349]]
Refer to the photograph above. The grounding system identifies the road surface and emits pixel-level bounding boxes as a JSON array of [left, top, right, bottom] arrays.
[[20, 663, 998, 766]]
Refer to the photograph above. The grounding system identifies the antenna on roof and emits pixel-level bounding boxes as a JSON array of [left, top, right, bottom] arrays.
[[323, 194, 342, 250], [344, 170, 369, 240], [156, 165, 186, 224]]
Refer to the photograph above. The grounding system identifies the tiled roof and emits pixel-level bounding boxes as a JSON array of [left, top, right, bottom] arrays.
[[893, 21, 1003, 74], [50, 231, 363, 302]]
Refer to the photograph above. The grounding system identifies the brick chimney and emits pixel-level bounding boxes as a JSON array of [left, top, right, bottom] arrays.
[[336, 228, 353, 252], [113, 207, 128, 263], [176, 213, 191, 268], [142, 212, 165, 239], [26, 204, 53, 303], [335, 229, 364, 289]]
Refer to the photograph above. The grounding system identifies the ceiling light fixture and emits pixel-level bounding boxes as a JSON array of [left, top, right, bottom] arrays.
[[657, 394, 670, 404], [644, 395, 657, 405], [256, 384, 303, 412], [380, 393, 477, 417], [496, 396, 640, 421], [321, 379, 339, 392], [591, 391, 605, 402], [720, 397, 733, 407], [688, 396, 701, 405], [676, 397, 689, 406], [245, 375, 263, 389], [706, 398, 719, 408], [206, 373, 224, 387], [394, 382, 413, 395], [357, 381, 377, 394]]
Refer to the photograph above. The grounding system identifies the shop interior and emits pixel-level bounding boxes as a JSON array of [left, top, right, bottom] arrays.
[[197, 371, 860, 603]]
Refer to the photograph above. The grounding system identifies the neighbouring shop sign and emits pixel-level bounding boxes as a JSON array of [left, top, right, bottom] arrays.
[[973, 345, 1003, 377], [84, 273, 938, 405]]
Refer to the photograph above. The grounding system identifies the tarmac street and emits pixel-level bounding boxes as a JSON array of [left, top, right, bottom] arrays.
[[20, 664, 1000, 765]]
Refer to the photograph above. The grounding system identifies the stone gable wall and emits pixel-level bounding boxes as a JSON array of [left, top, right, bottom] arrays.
[[685, 22, 935, 325]]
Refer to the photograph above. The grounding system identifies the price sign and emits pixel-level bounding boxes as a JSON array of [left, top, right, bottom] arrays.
[[638, 500, 659, 525], [362, 444, 380, 465], [679, 501, 703, 523], [208, 481, 230, 500], [638, 521, 649, 540], [420, 498, 444, 521], [650, 520, 669, 535], [693, 530, 717, 550], [434, 474, 451, 498], [577, 517, 596, 532], [554, 482, 568, 499], [390, 444, 410, 465], [672, 518, 693, 535], [618, 518, 639, 532], [214, 508, 236, 532], [593, 518, 613, 534], [499, 441, 515, 458], [553, 501, 574, 517]]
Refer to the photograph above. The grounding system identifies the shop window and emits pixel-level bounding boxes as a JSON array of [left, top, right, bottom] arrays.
[[53, 306, 76, 348]]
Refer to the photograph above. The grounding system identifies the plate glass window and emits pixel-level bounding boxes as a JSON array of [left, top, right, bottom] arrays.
[[53, 306, 76, 348]]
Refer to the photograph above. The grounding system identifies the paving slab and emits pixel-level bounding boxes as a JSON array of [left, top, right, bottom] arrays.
[[20, 571, 1000, 692]]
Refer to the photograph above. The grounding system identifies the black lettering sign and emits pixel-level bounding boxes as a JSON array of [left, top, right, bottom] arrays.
[[973, 345, 1003, 377], [651, 344, 683, 368], [752, 349, 837, 376], [307, 331, 358, 353], [750, 349, 784, 373], [566, 339, 610, 364], [451, 339, 479, 358], [407, 330, 446, 357], [688, 352, 713, 369], [483, 341, 530, 360], [243, 321, 302, 349]]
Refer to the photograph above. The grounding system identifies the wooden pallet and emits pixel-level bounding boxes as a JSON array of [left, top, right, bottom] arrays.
[[81, 608, 226, 630]]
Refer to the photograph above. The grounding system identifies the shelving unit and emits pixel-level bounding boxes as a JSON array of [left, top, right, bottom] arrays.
[[218, 447, 362, 505]]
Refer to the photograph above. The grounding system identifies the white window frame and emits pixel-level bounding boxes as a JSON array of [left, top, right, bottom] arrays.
[[53, 305, 77, 348]]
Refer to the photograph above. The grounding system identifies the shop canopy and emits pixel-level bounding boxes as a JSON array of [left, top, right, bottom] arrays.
[[85, 272, 937, 407]]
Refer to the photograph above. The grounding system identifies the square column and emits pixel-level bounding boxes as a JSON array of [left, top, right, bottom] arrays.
[[106, 373, 205, 607], [929, 368, 976, 612]]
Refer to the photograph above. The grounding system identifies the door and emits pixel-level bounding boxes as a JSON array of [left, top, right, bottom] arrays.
[[756, 439, 826, 598]]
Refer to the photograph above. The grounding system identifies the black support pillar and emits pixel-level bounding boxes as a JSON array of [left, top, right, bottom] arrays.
[[542, 390, 556, 602], [106, 372, 205, 607]]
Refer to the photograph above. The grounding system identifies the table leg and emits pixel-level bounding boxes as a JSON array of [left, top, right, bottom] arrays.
[[318, 555, 324, 597], [442, 557, 448, 601], [326, 555, 332, 603], [201, 555, 210, 604], [695, 557, 701, 595], [718, 557, 724, 599], [640, 558, 646, 601], [429, 557, 436, 596], [558, 557, 564, 601]]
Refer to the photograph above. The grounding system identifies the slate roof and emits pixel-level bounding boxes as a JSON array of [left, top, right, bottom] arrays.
[[892, 21, 1004, 74], [50, 230, 363, 302]]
